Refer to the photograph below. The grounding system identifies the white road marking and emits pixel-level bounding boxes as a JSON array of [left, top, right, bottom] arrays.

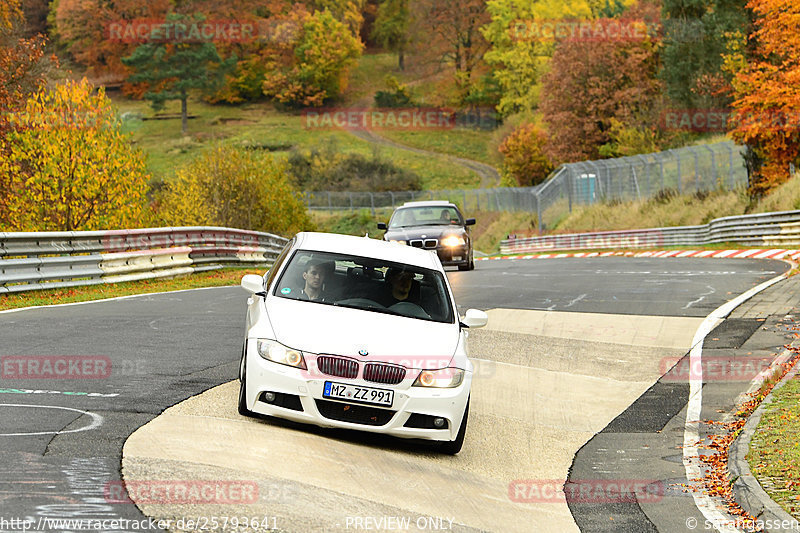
[[683, 273, 787, 532], [0, 286, 228, 315], [0, 404, 103, 437]]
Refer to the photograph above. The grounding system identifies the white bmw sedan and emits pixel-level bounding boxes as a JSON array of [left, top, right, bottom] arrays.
[[238, 232, 487, 454]]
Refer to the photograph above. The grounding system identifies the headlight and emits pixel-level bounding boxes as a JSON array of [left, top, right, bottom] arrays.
[[389, 239, 407, 245], [256, 339, 307, 369], [412, 368, 464, 388], [441, 235, 466, 247]]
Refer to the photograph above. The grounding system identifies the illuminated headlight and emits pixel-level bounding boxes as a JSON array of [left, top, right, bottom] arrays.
[[412, 368, 464, 388], [441, 235, 466, 247], [256, 339, 307, 369], [389, 239, 407, 245]]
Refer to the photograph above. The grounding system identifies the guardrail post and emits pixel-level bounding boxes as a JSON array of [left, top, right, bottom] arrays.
[[369, 193, 375, 215]]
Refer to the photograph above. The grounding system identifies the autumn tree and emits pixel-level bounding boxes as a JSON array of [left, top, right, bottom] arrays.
[[51, 0, 171, 86], [309, 0, 366, 35], [372, 0, 410, 70], [409, 0, 490, 97], [499, 123, 554, 186], [0, 79, 149, 231], [482, 0, 595, 116], [726, 0, 800, 197], [262, 9, 363, 107], [122, 13, 236, 135], [661, 0, 750, 110], [539, 1, 663, 164], [157, 145, 312, 235], [0, 0, 49, 121], [0, 0, 52, 225]]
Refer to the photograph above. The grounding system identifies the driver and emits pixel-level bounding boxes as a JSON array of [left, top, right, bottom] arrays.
[[299, 260, 330, 302]]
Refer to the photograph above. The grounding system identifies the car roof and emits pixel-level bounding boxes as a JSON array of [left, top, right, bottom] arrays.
[[399, 201, 458, 209], [293, 232, 443, 270]]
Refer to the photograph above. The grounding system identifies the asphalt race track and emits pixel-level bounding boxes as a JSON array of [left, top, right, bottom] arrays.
[[0, 257, 788, 533]]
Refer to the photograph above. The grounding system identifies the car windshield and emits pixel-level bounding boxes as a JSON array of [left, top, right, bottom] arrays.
[[388, 206, 463, 229], [272, 250, 455, 324]]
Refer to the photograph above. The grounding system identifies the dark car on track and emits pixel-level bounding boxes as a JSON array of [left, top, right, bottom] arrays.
[[378, 201, 475, 271]]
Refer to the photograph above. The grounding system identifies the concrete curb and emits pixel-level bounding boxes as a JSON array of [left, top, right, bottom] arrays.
[[729, 348, 800, 533]]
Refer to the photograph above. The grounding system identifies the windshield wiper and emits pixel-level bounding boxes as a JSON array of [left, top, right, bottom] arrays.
[[334, 302, 404, 317]]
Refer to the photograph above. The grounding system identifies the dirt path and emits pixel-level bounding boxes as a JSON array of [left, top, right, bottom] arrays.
[[347, 127, 501, 188], [344, 89, 501, 188]]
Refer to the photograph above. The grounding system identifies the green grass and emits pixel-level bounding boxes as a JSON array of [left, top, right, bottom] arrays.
[[378, 128, 499, 167], [343, 52, 415, 103], [114, 96, 479, 190], [746, 373, 800, 518], [0, 268, 260, 311], [548, 189, 750, 234]]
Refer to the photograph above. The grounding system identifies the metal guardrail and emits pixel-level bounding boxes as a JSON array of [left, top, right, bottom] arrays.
[[0, 227, 289, 294], [499, 210, 800, 254]]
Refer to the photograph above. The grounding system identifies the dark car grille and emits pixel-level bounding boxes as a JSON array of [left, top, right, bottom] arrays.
[[363, 363, 406, 385], [409, 239, 438, 249], [317, 356, 359, 379], [315, 399, 396, 426]]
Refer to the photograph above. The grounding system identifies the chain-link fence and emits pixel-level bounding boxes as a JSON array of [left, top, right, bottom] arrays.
[[305, 141, 748, 230]]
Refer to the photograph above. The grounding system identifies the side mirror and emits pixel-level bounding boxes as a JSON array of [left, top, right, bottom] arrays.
[[465, 218, 476, 226], [377, 222, 388, 230], [241, 274, 266, 296], [461, 309, 488, 328]]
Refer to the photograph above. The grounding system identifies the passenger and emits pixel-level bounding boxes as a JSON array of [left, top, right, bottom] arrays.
[[378, 268, 421, 307], [299, 260, 329, 302]]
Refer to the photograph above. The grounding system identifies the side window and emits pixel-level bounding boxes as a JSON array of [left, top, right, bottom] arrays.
[[265, 238, 295, 291]]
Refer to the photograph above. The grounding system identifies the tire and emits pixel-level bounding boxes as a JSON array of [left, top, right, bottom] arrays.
[[437, 398, 469, 455], [457, 250, 474, 271], [238, 346, 254, 417]]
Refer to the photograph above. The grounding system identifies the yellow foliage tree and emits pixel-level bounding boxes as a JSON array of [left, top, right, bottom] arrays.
[[157, 145, 312, 236], [0, 79, 149, 231]]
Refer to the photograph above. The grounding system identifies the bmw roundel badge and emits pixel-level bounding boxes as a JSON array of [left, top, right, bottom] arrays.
[[358, 349, 369, 357]]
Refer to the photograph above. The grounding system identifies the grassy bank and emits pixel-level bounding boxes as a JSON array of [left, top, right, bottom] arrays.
[[746, 373, 800, 518], [114, 96, 480, 190]]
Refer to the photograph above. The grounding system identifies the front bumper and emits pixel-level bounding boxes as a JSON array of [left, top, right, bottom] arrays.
[[436, 245, 470, 266], [243, 343, 471, 442]]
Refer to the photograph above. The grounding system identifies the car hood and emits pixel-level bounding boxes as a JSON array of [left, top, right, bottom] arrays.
[[265, 297, 459, 369], [384, 225, 465, 241]]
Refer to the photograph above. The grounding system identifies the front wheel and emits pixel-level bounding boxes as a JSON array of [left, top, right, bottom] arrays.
[[457, 251, 475, 271], [437, 398, 469, 455]]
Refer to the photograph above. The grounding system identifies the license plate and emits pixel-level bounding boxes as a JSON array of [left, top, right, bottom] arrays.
[[323, 381, 394, 407]]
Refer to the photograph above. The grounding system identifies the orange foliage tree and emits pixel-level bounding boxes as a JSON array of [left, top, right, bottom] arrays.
[[261, 8, 363, 106], [0, 0, 52, 227], [51, 0, 171, 88], [499, 123, 553, 187], [727, 0, 800, 197], [0, 79, 149, 231]]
